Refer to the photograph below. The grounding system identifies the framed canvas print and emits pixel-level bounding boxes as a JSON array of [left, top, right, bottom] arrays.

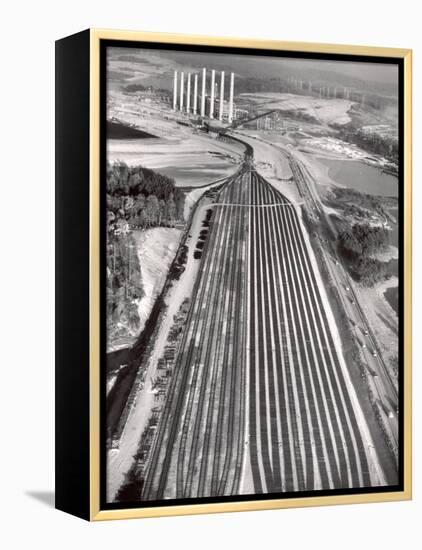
[[55, 29, 412, 521]]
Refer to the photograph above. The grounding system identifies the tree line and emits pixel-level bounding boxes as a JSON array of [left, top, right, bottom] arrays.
[[106, 162, 185, 231]]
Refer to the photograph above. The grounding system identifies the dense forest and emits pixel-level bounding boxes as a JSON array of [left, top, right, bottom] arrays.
[[106, 163, 185, 350], [338, 223, 390, 285], [339, 223, 389, 257], [106, 162, 185, 231]]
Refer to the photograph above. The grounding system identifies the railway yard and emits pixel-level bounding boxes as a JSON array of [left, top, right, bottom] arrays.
[[110, 137, 395, 502]]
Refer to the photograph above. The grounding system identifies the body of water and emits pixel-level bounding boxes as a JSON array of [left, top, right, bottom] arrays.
[[319, 157, 398, 198], [319, 157, 400, 315]]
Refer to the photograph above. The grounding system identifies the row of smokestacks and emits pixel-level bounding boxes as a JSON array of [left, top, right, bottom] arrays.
[[173, 69, 235, 123], [286, 76, 367, 104]]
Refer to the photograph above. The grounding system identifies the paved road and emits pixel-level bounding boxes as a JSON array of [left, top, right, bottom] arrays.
[[141, 155, 383, 500]]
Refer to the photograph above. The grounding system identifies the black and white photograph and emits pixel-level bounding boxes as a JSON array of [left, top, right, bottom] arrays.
[[103, 43, 402, 506], [3, 0, 420, 540]]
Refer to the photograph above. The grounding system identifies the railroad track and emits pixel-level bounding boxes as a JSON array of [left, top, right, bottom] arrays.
[[291, 155, 397, 403], [185, 177, 243, 497], [246, 169, 373, 492], [177, 183, 235, 497], [212, 174, 248, 497], [139, 143, 383, 501], [142, 169, 241, 499], [142, 166, 249, 500]]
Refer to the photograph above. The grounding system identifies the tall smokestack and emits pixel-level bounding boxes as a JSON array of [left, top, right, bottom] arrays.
[[228, 72, 234, 123], [210, 69, 215, 119], [173, 70, 178, 110], [193, 74, 198, 114], [186, 73, 191, 113], [219, 71, 225, 122], [180, 72, 184, 111], [201, 68, 206, 117]]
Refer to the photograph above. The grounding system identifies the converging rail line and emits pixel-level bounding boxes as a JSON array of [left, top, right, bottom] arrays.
[[211, 202, 304, 208], [139, 144, 384, 500]]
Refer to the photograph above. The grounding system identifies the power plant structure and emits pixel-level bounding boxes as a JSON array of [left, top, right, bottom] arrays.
[[193, 74, 198, 115], [210, 69, 215, 119], [286, 76, 354, 101], [173, 68, 236, 124]]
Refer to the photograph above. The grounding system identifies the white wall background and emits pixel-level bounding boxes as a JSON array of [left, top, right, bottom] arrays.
[[0, 0, 419, 547]]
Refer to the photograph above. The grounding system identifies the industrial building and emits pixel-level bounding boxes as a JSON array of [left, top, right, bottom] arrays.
[[173, 68, 236, 124]]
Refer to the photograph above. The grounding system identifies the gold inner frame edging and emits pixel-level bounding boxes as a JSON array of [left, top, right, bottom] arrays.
[[89, 28, 412, 521]]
